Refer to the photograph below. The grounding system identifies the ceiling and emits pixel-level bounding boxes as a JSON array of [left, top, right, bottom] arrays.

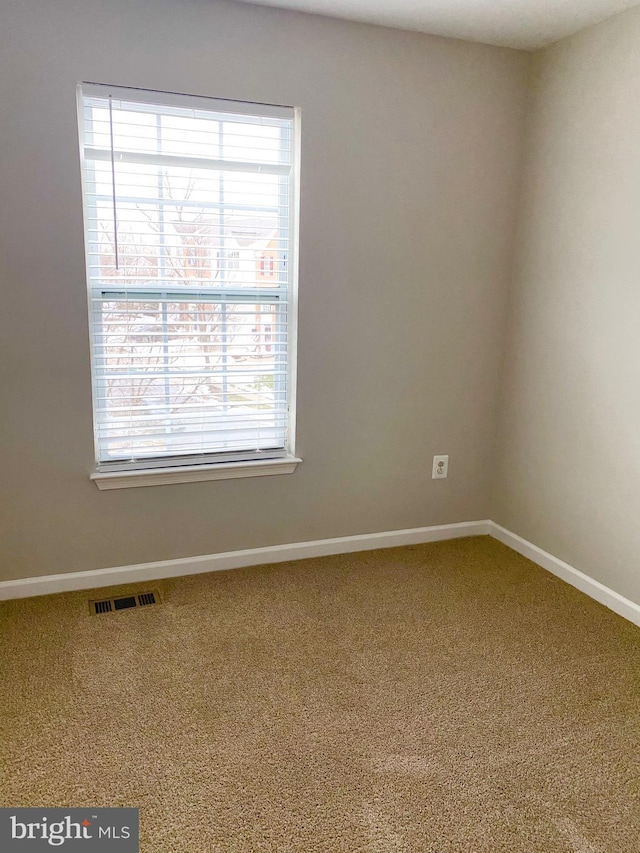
[[237, 0, 640, 50]]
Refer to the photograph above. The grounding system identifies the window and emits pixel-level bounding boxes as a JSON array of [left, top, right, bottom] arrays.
[[78, 84, 299, 486]]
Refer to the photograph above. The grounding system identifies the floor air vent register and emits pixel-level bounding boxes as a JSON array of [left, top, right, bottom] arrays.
[[89, 590, 161, 615]]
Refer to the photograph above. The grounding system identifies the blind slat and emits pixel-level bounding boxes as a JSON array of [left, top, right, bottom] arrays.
[[85, 147, 291, 176]]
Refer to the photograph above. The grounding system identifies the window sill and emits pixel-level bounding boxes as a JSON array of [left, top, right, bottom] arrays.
[[90, 456, 302, 490]]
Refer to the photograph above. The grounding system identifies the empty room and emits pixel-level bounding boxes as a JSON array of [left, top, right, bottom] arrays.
[[1, 0, 639, 849]]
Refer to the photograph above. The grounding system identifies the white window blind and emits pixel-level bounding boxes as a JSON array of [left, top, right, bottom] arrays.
[[78, 84, 298, 472]]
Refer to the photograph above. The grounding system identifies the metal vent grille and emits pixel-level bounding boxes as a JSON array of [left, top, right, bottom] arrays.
[[90, 589, 161, 615]]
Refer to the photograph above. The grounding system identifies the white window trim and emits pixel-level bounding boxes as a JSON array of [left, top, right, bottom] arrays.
[[78, 84, 302, 487], [91, 454, 302, 490]]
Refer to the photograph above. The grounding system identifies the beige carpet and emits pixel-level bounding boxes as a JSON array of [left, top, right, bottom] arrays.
[[1, 536, 639, 852]]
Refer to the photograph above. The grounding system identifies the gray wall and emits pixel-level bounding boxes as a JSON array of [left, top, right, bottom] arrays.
[[0, 0, 530, 580], [493, 6, 640, 604]]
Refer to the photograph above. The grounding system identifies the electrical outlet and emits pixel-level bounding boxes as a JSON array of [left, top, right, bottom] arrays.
[[432, 455, 449, 479]]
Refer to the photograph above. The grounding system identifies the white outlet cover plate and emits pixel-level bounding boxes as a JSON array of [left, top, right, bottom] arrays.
[[432, 455, 449, 478]]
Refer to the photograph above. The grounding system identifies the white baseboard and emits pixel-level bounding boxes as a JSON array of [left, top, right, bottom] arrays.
[[0, 520, 490, 601], [3, 519, 639, 629], [489, 522, 640, 629]]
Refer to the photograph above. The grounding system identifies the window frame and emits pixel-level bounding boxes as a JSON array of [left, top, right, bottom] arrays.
[[77, 83, 301, 487]]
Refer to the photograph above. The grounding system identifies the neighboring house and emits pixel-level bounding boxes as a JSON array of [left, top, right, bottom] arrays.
[[225, 217, 281, 356]]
